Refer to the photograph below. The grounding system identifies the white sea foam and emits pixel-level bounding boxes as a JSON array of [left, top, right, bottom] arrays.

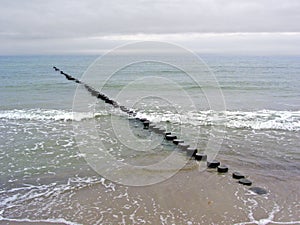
[[0, 109, 102, 121], [0, 176, 115, 223], [0, 176, 114, 205], [137, 109, 300, 131], [1, 109, 299, 131]]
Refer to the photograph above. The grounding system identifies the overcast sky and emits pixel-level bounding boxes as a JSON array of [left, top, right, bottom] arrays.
[[1, 0, 300, 55]]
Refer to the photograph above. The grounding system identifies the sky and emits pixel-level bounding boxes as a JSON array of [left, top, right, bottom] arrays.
[[0, 0, 300, 55]]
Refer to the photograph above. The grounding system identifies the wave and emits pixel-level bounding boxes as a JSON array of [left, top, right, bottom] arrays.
[[0, 109, 299, 131], [137, 109, 300, 131], [0, 109, 106, 122]]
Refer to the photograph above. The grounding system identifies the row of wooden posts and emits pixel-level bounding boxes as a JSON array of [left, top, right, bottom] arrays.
[[53, 66, 268, 195]]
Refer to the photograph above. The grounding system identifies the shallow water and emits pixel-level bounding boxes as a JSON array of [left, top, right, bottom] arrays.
[[0, 55, 299, 224]]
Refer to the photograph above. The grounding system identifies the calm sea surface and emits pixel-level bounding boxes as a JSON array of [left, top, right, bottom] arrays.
[[0, 55, 299, 224]]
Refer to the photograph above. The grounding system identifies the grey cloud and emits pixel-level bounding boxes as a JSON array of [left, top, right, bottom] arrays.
[[0, 0, 299, 54], [1, 0, 300, 39]]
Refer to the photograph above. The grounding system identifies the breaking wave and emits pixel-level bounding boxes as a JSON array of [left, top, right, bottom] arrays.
[[0, 109, 106, 122], [137, 109, 300, 131], [0, 109, 299, 131]]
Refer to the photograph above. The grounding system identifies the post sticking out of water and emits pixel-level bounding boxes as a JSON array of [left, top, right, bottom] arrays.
[[53, 67, 262, 190], [53, 66, 120, 109]]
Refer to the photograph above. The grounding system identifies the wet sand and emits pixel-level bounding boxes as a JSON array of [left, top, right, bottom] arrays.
[[1, 157, 299, 224]]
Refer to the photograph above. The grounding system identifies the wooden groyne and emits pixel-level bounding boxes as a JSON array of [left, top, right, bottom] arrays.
[[53, 66, 268, 195]]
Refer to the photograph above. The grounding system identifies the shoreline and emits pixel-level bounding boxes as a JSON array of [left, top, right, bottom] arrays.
[[1, 162, 299, 224]]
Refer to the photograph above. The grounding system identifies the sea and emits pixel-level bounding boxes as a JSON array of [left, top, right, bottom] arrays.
[[0, 54, 299, 225]]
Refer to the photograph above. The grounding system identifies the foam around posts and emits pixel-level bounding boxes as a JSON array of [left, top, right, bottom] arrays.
[[232, 172, 245, 179], [165, 134, 177, 140], [207, 160, 221, 168], [195, 153, 207, 161], [217, 165, 229, 173], [173, 139, 184, 145], [164, 132, 171, 136], [238, 178, 252, 186]]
